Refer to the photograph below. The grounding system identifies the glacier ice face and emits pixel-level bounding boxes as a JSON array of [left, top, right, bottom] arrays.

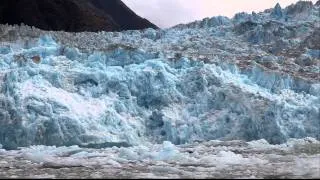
[[0, 35, 319, 149], [0, 1, 319, 149]]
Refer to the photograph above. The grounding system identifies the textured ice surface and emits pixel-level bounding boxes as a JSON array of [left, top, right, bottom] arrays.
[[0, 138, 319, 178], [0, 1, 319, 150]]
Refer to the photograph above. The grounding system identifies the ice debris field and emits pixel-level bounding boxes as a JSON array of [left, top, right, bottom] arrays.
[[1, 138, 319, 178], [0, 1, 319, 178]]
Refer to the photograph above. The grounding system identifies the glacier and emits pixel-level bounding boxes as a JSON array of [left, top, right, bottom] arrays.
[[0, 1, 319, 178], [0, 1, 319, 151]]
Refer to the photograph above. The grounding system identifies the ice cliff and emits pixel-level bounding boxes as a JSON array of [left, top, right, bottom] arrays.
[[0, 1, 319, 149]]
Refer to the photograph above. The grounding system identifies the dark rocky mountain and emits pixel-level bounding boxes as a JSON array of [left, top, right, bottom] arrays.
[[0, 0, 158, 32]]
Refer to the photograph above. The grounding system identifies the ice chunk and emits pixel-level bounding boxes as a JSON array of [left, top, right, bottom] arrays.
[[154, 141, 181, 161], [119, 148, 139, 160], [216, 151, 247, 164]]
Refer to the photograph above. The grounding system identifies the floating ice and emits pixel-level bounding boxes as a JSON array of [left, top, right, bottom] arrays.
[[1, 138, 317, 178], [153, 141, 181, 161]]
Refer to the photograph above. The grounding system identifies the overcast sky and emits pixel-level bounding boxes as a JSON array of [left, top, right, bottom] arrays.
[[122, 0, 318, 28]]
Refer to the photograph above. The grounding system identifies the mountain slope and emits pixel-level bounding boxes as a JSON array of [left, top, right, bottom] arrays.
[[90, 0, 158, 30], [0, 0, 157, 32]]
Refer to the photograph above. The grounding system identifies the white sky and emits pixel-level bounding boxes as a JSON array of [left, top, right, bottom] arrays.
[[122, 0, 318, 28]]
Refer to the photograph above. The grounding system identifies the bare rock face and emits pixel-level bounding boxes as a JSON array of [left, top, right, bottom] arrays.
[[89, 0, 158, 31], [0, 0, 158, 32]]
